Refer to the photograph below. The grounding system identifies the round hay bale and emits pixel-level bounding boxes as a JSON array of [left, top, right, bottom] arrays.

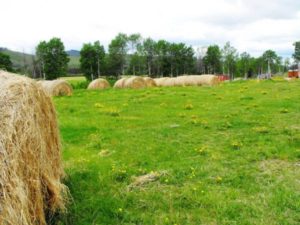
[[198, 74, 220, 86], [154, 77, 169, 87], [174, 75, 190, 86], [143, 77, 157, 87], [183, 75, 207, 86], [0, 70, 67, 225], [123, 76, 146, 89], [113, 77, 128, 89], [188, 75, 220, 86], [38, 80, 73, 96], [161, 77, 177, 87], [87, 78, 110, 90]]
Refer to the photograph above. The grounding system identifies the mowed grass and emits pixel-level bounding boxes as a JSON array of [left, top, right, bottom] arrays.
[[54, 79, 300, 225]]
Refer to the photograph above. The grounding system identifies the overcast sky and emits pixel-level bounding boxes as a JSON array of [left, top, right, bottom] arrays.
[[1, 0, 299, 57]]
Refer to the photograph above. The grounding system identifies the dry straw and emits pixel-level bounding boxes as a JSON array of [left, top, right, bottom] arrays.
[[143, 77, 157, 87], [177, 75, 221, 86], [194, 75, 220, 86], [0, 70, 68, 225], [153, 77, 169, 87], [113, 77, 127, 88], [124, 76, 146, 89], [114, 76, 147, 89], [87, 78, 111, 90], [38, 79, 73, 96], [161, 77, 177, 87]]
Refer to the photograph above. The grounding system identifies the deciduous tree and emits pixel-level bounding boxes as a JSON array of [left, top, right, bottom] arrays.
[[0, 52, 13, 72], [203, 45, 222, 74], [107, 33, 128, 76], [36, 38, 69, 80]]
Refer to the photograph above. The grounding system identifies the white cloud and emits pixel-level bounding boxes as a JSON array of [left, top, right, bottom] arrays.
[[0, 0, 299, 57]]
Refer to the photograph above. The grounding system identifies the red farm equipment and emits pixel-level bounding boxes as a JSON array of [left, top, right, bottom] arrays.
[[288, 70, 299, 78]]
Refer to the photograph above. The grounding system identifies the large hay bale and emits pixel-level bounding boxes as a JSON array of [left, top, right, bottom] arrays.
[[38, 80, 73, 96], [87, 78, 110, 90], [143, 77, 157, 87], [186, 75, 202, 86], [0, 71, 67, 225], [154, 77, 169, 87], [189, 75, 220, 86], [123, 76, 147, 89], [200, 75, 221, 86], [161, 77, 177, 87], [174, 75, 193, 86], [114, 76, 148, 89], [113, 77, 128, 89]]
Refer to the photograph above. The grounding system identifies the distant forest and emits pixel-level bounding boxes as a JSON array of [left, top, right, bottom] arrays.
[[1, 33, 299, 80]]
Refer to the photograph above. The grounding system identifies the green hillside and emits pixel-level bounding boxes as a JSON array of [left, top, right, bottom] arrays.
[[0, 48, 80, 72], [0, 48, 33, 69]]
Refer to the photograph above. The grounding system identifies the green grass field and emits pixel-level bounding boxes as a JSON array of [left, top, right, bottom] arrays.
[[54, 79, 300, 225]]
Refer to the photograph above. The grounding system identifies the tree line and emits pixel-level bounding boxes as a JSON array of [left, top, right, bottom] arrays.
[[1, 34, 300, 80], [80, 33, 195, 80]]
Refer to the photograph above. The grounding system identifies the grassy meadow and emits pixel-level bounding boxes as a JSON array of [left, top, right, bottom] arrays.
[[54, 78, 300, 225]]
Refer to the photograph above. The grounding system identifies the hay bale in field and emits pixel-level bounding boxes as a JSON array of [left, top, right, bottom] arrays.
[[186, 75, 203, 86], [0, 70, 67, 225], [113, 77, 128, 88], [143, 77, 157, 87], [154, 77, 169, 87], [191, 75, 220, 86], [174, 75, 186, 86], [174, 75, 197, 86], [87, 78, 110, 90], [161, 77, 177, 87], [123, 76, 147, 89], [38, 79, 73, 96], [114, 76, 147, 89], [155, 75, 220, 87]]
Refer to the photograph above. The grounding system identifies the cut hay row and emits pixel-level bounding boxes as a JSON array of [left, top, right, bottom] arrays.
[[87, 78, 111, 90], [114, 76, 156, 89], [0, 70, 67, 225], [154, 75, 220, 87], [37, 79, 73, 96]]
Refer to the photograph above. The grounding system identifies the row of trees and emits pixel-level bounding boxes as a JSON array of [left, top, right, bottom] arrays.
[[79, 34, 297, 81], [197, 43, 289, 80], [1, 35, 299, 80], [80, 33, 195, 80]]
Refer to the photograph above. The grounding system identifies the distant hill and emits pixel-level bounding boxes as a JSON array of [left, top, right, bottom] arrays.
[[67, 50, 80, 57], [0, 48, 80, 73], [0, 48, 34, 70], [67, 50, 80, 70]]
